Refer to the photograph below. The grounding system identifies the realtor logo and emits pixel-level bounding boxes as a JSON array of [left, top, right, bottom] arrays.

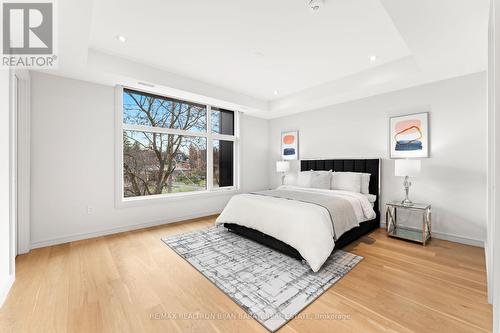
[[1, 0, 57, 68]]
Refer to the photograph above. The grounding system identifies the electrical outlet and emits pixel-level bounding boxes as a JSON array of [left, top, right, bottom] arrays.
[[87, 206, 95, 215]]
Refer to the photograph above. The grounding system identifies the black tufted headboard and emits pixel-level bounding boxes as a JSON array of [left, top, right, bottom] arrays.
[[300, 158, 381, 213]]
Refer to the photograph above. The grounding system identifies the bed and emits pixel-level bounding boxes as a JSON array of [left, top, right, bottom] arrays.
[[216, 158, 381, 271]]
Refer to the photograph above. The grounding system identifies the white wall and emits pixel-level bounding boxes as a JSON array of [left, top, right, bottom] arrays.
[[240, 113, 270, 192], [268, 72, 487, 245], [30, 71, 488, 248], [30, 72, 268, 248], [0, 69, 13, 307]]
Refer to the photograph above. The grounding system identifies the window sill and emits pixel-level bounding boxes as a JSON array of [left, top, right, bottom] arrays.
[[116, 188, 240, 208]]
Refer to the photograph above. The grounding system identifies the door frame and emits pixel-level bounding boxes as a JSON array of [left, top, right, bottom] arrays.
[[8, 70, 17, 277], [12, 69, 30, 255]]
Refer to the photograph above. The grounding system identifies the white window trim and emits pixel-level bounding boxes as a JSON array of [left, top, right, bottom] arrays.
[[114, 85, 240, 207]]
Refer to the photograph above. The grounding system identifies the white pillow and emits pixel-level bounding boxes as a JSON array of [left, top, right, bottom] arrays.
[[310, 170, 332, 189], [331, 172, 362, 193], [360, 173, 371, 194], [297, 171, 313, 188], [364, 193, 377, 203], [283, 172, 298, 186]]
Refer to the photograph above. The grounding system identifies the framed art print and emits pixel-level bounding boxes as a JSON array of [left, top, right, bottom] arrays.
[[281, 131, 299, 160], [389, 112, 429, 158]]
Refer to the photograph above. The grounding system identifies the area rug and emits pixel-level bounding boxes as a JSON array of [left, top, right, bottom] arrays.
[[162, 226, 362, 332]]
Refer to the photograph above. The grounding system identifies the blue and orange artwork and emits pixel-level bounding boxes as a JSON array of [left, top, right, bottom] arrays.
[[282, 131, 298, 160], [390, 112, 428, 158], [394, 119, 423, 151]]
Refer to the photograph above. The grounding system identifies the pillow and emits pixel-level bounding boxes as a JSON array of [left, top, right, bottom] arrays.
[[363, 193, 377, 203], [283, 172, 298, 186], [310, 170, 332, 189], [297, 171, 313, 188], [360, 173, 371, 194], [331, 172, 362, 193]]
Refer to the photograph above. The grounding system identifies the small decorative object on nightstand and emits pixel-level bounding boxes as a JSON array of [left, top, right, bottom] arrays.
[[276, 161, 290, 185], [386, 201, 431, 246]]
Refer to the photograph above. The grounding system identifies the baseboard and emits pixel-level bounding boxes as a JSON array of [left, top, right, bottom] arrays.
[[30, 213, 485, 250], [30, 209, 223, 249], [380, 222, 484, 248], [430, 231, 485, 247], [0, 274, 15, 308], [485, 241, 493, 304]]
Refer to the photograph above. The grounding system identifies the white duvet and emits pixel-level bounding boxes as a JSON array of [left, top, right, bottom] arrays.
[[215, 186, 375, 272]]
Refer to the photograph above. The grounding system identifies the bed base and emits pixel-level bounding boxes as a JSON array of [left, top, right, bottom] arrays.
[[224, 214, 380, 260]]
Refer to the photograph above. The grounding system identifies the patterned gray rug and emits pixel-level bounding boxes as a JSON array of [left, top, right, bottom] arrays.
[[162, 226, 362, 332]]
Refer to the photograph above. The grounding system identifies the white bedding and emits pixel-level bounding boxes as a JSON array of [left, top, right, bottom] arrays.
[[215, 186, 375, 272]]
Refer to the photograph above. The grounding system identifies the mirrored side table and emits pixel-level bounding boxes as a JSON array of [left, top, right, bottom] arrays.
[[386, 201, 432, 246]]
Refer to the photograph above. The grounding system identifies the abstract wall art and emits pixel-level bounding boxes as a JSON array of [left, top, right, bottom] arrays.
[[389, 112, 429, 158], [281, 130, 299, 160]]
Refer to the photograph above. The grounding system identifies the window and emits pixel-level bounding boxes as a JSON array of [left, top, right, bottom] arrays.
[[213, 140, 234, 188], [120, 88, 237, 200], [211, 107, 235, 189], [211, 107, 234, 135]]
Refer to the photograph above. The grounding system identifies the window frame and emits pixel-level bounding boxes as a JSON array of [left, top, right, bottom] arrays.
[[115, 85, 239, 207]]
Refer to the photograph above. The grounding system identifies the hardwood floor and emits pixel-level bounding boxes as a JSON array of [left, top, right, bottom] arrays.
[[0, 216, 492, 332]]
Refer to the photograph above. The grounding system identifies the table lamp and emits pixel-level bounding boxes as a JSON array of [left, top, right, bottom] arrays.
[[276, 161, 290, 185], [395, 159, 421, 206]]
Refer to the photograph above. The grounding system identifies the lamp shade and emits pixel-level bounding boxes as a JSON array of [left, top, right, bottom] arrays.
[[395, 159, 421, 177], [276, 161, 290, 173]]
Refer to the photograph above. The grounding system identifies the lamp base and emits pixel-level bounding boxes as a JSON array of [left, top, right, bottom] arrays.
[[401, 176, 413, 206], [401, 198, 413, 206]]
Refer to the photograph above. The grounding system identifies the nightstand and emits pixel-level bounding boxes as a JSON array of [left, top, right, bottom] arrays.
[[386, 201, 432, 246]]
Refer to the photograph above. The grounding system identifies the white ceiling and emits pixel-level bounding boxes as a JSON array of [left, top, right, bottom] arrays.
[[40, 0, 490, 118], [90, 0, 412, 101]]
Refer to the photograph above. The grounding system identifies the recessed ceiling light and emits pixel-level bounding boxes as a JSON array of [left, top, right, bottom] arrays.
[[370, 55, 377, 62], [116, 35, 127, 43], [274, 90, 279, 96]]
